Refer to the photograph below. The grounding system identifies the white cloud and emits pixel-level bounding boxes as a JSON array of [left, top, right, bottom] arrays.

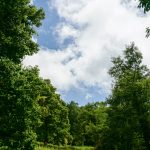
[[55, 23, 79, 44], [24, 0, 150, 94], [24, 47, 78, 91]]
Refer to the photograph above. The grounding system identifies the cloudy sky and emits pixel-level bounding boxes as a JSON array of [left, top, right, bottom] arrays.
[[24, 0, 150, 105]]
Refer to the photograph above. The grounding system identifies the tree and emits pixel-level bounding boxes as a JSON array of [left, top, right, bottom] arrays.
[[68, 101, 108, 147], [0, 1, 45, 149], [0, 58, 47, 149], [138, 0, 150, 37], [36, 80, 72, 146], [81, 102, 108, 147], [67, 101, 81, 145], [138, 0, 150, 12], [0, 0, 45, 63], [0, 57, 72, 149], [99, 43, 150, 150]]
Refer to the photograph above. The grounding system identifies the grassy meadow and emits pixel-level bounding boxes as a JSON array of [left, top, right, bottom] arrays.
[[36, 145, 94, 150]]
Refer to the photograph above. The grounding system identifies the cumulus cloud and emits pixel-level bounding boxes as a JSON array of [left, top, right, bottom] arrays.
[[24, 0, 150, 94], [24, 46, 78, 90], [55, 23, 79, 44]]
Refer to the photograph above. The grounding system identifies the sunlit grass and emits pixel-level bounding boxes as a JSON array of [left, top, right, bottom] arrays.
[[36, 146, 53, 150], [35, 145, 94, 150]]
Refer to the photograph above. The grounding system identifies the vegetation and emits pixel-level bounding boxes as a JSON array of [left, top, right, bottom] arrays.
[[96, 43, 150, 150], [0, 0, 150, 149], [138, 0, 150, 12], [68, 102, 108, 146], [138, 0, 150, 37], [35, 144, 94, 150], [0, 0, 44, 63], [36, 80, 72, 145]]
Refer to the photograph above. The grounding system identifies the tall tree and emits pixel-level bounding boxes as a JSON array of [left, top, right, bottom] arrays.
[[0, 58, 47, 149], [0, 1, 45, 149], [99, 43, 150, 150], [36, 80, 72, 146], [80, 102, 108, 147], [68, 101, 108, 147], [67, 101, 81, 145], [0, 0, 44, 63]]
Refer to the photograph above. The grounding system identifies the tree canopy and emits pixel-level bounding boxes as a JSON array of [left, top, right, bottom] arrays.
[[0, 0, 45, 63], [0, 59, 43, 149], [138, 0, 150, 12], [97, 43, 150, 150]]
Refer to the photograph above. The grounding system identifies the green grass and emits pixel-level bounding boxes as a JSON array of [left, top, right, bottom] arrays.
[[35, 145, 94, 150], [36, 146, 52, 150]]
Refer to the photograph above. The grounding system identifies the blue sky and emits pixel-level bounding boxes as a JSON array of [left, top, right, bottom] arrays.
[[24, 0, 150, 105], [33, 0, 60, 49]]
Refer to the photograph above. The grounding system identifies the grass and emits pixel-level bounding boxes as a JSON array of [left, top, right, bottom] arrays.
[[35, 145, 94, 150], [36, 146, 52, 150]]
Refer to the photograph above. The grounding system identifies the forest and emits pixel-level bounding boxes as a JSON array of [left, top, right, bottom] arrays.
[[0, 0, 150, 150]]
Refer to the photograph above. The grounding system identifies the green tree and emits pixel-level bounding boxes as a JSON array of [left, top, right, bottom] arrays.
[[0, 0, 45, 149], [0, 58, 46, 149], [36, 80, 72, 145], [68, 101, 108, 147], [138, 0, 150, 12], [138, 0, 150, 37], [67, 101, 81, 145], [81, 102, 108, 147], [0, 0, 44, 63], [99, 43, 150, 150]]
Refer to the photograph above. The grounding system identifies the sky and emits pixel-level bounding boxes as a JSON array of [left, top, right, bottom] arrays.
[[24, 0, 150, 105]]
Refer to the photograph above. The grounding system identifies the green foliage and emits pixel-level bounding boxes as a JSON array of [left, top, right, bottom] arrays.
[[0, 0, 45, 149], [0, 58, 46, 149], [1, 0, 150, 149], [68, 101, 108, 147], [36, 80, 72, 145], [98, 43, 150, 150], [137, 0, 150, 37], [138, 0, 150, 12], [0, 58, 72, 149], [0, 0, 45, 63], [0, 57, 73, 148], [67, 101, 81, 145], [78, 102, 108, 146]]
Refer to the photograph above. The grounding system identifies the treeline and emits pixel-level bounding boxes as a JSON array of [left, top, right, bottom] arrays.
[[1, 51, 150, 150], [68, 43, 150, 150], [0, 0, 150, 150]]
